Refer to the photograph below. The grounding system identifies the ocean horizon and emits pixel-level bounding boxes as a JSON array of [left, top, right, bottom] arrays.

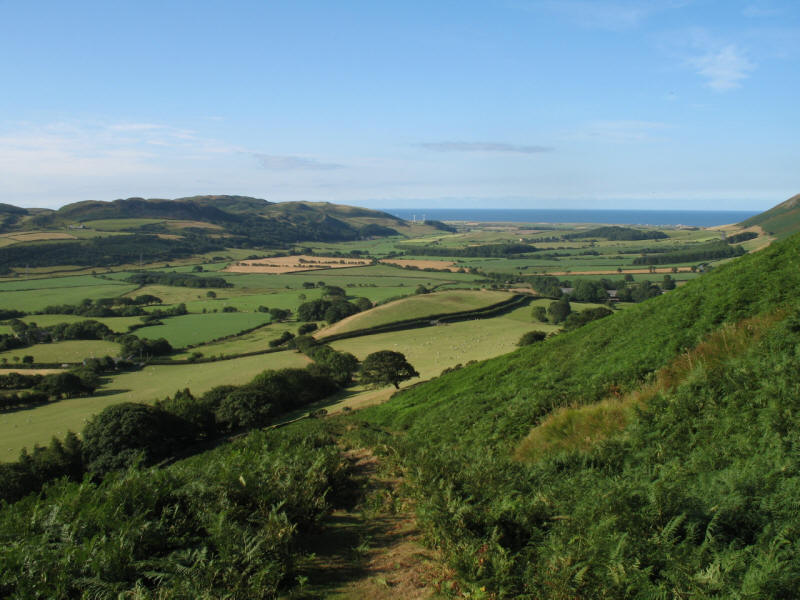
[[387, 208, 758, 228]]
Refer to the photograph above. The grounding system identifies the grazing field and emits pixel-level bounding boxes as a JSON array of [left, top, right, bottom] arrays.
[[0, 274, 127, 291], [18, 314, 143, 332], [0, 350, 310, 460], [0, 340, 121, 363], [331, 312, 558, 379], [172, 322, 300, 359], [0, 283, 139, 312], [318, 290, 512, 337], [138, 312, 273, 348], [226, 255, 371, 274]]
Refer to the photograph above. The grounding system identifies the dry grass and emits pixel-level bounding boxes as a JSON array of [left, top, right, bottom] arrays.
[[515, 310, 784, 462], [379, 258, 458, 272], [1, 232, 76, 242], [0, 368, 63, 375], [166, 220, 224, 230], [225, 255, 371, 274]]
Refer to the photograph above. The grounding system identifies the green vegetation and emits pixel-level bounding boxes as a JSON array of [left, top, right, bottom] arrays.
[[0, 351, 310, 459], [360, 350, 419, 389], [320, 290, 509, 336], [0, 340, 121, 364], [740, 192, 800, 238], [355, 229, 800, 598], [0, 421, 348, 598], [138, 312, 272, 348], [564, 225, 668, 240]]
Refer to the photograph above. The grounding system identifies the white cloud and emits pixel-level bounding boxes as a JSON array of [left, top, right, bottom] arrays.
[[252, 154, 343, 170], [689, 44, 754, 91], [419, 141, 554, 154]]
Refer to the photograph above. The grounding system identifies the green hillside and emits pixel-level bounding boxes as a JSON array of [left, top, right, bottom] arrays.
[[0, 197, 414, 271], [739, 192, 800, 238], [359, 231, 800, 597]]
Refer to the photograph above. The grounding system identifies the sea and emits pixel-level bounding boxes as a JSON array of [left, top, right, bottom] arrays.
[[387, 209, 758, 228]]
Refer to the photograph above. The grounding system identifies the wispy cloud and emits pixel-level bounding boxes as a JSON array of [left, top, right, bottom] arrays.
[[660, 28, 756, 92], [522, 0, 689, 30], [252, 154, 343, 170], [689, 43, 754, 91], [419, 141, 554, 154]]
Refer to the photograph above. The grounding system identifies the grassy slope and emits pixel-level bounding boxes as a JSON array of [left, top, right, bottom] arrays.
[[740, 193, 800, 237], [360, 233, 800, 597], [0, 340, 121, 363], [318, 290, 511, 337]]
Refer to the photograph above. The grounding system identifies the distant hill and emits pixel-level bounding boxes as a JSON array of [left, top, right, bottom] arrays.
[[739, 192, 800, 238], [0, 196, 440, 271]]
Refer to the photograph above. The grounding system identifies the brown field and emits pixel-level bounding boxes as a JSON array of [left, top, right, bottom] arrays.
[[156, 233, 183, 240], [379, 258, 458, 271], [225, 255, 371, 274], [167, 220, 224, 230], [0, 368, 63, 375], [2, 232, 76, 242]]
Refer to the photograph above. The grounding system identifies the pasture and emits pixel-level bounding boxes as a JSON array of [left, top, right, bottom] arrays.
[[138, 312, 273, 348], [0, 282, 139, 312], [331, 312, 558, 379], [172, 321, 299, 359], [0, 340, 121, 363], [0, 350, 310, 460], [18, 314, 144, 332], [318, 289, 511, 337]]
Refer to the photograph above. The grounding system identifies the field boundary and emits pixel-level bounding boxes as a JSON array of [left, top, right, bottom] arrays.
[[316, 293, 532, 343]]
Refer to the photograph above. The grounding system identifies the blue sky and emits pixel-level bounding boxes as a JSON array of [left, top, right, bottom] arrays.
[[0, 0, 797, 210]]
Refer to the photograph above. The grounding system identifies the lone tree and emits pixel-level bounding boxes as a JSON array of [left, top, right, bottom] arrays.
[[360, 350, 419, 389]]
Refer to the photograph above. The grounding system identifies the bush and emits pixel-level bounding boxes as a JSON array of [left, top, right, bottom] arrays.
[[517, 330, 548, 346], [82, 402, 194, 473]]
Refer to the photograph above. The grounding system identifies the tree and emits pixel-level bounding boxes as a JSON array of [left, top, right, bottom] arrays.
[[532, 305, 548, 322], [206, 290, 216, 298], [547, 297, 572, 324], [21, 355, 34, 364], [662, 274, 676, 290], [82, 402, 194, 473], [360, 350, 419, 389]]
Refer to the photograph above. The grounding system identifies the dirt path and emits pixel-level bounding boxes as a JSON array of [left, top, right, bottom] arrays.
[[290, 447, 440, 599]]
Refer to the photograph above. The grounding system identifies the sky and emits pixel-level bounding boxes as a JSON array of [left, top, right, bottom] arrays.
[[0, 0, 797, 211]]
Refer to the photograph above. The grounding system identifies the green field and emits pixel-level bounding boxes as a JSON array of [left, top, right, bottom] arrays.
[[331, 312, 559, 379], [0, 340, 121, 363], [0, 283, 139, 312], [0, 350, 310, 460], [172, 321, 301, 359], [138, 312, 273, 348], [0, 274, 125, 291], [319, 289, 511, 336], [17, 314, 144, 332]]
